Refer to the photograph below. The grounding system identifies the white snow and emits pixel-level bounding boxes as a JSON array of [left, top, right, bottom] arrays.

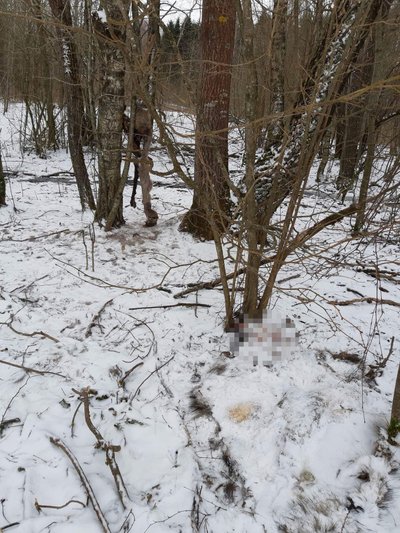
[[1, 103, 400, 532]]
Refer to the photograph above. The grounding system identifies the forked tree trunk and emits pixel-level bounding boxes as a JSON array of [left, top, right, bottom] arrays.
[[48, 0, 96, 211], [254, 0, 388, 229], [94, 0, 128, 228], [239, 0, 390, 316], [180, 0, 236, 240]]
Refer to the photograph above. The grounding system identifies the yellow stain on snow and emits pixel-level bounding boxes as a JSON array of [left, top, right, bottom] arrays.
[[228, 402, 257, 423]]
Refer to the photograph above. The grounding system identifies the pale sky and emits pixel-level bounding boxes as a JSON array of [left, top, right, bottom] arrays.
[[160, 0, 201, 22], [160, 1, 271, 23]]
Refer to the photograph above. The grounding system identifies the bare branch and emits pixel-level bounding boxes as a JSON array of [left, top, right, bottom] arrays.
[[50, 437, 111, 533]]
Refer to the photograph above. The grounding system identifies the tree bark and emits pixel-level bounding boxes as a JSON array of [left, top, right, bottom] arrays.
[[264, 0, 288, 154], [254, 0, 389, 230], [179, 0, 236, 240], [337, 36, 375, 196], [391, 363, 400, 437], [48, 0, 96, 211], [0, 151, 5, 206], [94, 0, 129, 228]]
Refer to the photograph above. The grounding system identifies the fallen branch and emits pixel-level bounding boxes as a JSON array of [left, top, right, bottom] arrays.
[[50, 437, 111, 533], [128, 303, 211, 311], [1, 318, 59, 343], [72, 388, 130, 508], [0, 417, 21, 435], [173, 254, 276, 299], [85, 298, 114, 337], [174, 202, 364, 299], [46, 249, 154, 292], [0, 522, 20, 531], [0, 358, 62, 378], [39, 171, 74, 178], [328, 297, 400, 308], [34, 498, 86, 512], [132, 356, 175, 400], [1, 229, 71, 242], [1, 378, 31, 437], [119, 362, 144, 388]]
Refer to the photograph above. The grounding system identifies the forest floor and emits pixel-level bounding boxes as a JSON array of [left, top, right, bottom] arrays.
[[1, 104, 400, 533]]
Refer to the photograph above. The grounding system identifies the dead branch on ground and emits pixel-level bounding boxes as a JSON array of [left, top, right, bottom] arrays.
[[1, 314, 59, 343], [0, 358, 66, 378], [85, 298, 115, 337], [1, 229, 71, 242], [131, 356, 175, 400], [72, 388, 130, 508], [328, 297, 400, 308], [34, 498, 86, 512], [50, 437, 111, 533], [119, 362, 144, 388], [128, 303, 211, 311]]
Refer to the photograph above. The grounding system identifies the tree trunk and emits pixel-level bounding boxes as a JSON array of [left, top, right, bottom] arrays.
[[0, 151, 5, 206], [48, 0, 96, 211], [390, 363, 400, 439], [236, 0, 263, 319], [180, 0, 236, 240], [94, 0, 128, 227], [254, 0, 389, 230], [337, 36, 375, 196], [264, 0, 288, 154]]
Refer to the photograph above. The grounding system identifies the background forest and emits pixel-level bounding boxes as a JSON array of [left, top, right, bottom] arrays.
[[1, 1, 400, 532]]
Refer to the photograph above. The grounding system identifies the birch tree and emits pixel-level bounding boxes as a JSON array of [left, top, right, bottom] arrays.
[[48, 0, 96, 210], [94, 0, 129, 227]]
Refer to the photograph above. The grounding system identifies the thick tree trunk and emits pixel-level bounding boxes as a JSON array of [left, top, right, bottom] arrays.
[[180, 0, 236, 240], [48, 0, 96, 211], [0, 151, 5, 206], [390, 363, 400, 439], [236, 0, 263, 319], [94, 0, 128, 227]]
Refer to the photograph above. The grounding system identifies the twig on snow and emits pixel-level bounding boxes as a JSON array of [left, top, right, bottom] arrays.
[[119, 362, 144, 388], [131, 356, 175, 400], [0, 417, 21, 435], [1, 229, 71, 242], [0, 522, 20, 530], [128, 303, 211, 311], [0, 377, 32, 437], [85, 298, 115, 337], [0, 359, 66, 378], [1, 315, 59, 343], [34, 498, 86, 512], [49, 437, 111, 533], [72, 388, 130, 508], [328, 297, 400, 308]]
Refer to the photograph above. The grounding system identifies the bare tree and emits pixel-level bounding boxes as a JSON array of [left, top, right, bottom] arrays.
[[48, 0, 96, 210], [180, 0, 237, 240], [264, 0, 288, 152], [94, 0, 129, 227], [0, 151, 5, 206]]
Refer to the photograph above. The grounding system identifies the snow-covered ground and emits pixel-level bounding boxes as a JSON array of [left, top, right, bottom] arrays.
[[1, 104, 400, 532]]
